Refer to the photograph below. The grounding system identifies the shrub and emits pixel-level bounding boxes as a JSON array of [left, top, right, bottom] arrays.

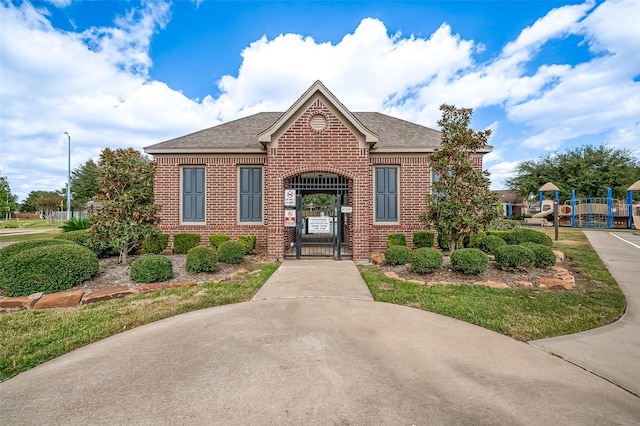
[[173, 233, 201, 254], [209, 234, 231, 249], [237, 235, 256, 254], [186, 246, 218, 273], [465, 232, 486, 249], [504, 228, 553, 247], [411, 247, 443, 274], [1, 244, 99, 297], [413, 231, 435, 248], [0, 221, 19, 229], [142, 233, 169, 255], [479, 235, 507, 254], [437, 233, 451, 251], [384, 245, 412, 265], [130, 255, 173, 283], [218, 241, 245, 264], [387, 233, 407, 247], [0, 239, 74, 268], [494, 245, 535, 271], [60, 217, 91, 232], [485, 230, 510, 241], [55, 229, 89, 246], [520, 242, 557, 267], [450, 248, 489, 274], [487, 218, 521, 231]]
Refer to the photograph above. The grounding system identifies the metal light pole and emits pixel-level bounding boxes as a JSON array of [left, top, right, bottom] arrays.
[[64, 132, 71, 220]]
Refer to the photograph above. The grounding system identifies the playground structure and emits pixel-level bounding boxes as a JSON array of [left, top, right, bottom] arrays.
[[520, 181, 640, 230]]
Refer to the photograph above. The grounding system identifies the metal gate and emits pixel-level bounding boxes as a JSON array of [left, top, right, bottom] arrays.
[[284, 173, 350, 259]]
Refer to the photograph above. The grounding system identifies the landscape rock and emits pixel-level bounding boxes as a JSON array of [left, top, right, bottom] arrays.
[[537, 277, 569, 289], [407, 279, 425, 285], [28, 292, 43, 300], [35, 290, 84, 309], [370, 252, 385, 265], [384, 271, 401, 280], [0, 296, 37, 311], [81, 286, 139, 305], [553, 250, 565, 261], [162, 281, 197, 289], [482, 281, 510, 289], [515, 281, 533, 288]]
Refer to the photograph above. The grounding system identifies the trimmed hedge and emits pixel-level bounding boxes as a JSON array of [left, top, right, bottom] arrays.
[[237, 235, 256, 254], [130, 255, 173, 283], [413, 231, 435, 248], [1, 244, 99, 297], [520, 242, 557, 267], [485, 230, 510, 241], [209, 234, 231, 249], [387, 233, 407, 247], [218, 241, 245, 264], [384, 245, 412, 265], [479, 235, 507, 254], [142, 233, 169, 255], [494, 245, 535, 271], [411, 247, 443, 274], [55, 229, 89, 246], [173, 233, 201, 254], [504, 228, 553, 247], [487, 218, 520, 231], [437, 233, 451, 251], [186, 246, 218, 273], [465, 232, 486, 249], [0, 239, 75, 269], [450, 248, 489, 275]]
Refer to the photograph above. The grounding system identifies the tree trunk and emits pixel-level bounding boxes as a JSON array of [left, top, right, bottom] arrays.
[[119, 241, 128, 264]]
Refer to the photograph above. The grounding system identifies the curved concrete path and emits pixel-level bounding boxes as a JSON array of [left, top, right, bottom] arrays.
[[532, 231, 640, 396], [2, 260, 639, 425]]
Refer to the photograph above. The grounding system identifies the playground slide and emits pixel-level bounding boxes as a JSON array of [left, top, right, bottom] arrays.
[[524, 208, 554, 226], [532, 209, 554, 219]]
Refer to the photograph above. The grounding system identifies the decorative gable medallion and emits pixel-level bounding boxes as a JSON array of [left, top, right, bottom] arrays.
[[309, 113, 328, 132]]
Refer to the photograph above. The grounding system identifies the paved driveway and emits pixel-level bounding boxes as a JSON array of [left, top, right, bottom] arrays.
[[1, 260, 639, 425], [532, 231, 640, 396]]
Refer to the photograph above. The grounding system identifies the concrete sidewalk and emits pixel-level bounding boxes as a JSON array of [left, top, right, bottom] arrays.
[[252, 259, 373, 301], [532, 231, 640, 396]]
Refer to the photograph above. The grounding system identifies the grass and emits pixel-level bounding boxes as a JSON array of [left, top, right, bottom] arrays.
[[0, 263, 279, 381], [361, 226, 626, 341]]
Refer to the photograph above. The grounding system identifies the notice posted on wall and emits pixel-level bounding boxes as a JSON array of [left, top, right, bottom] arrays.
[[307, 216, 331, 233]]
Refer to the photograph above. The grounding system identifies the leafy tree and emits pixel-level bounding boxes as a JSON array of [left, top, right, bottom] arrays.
[[20, 190, 64, 223], [0, 175, 18, 220], [70, 159, 100, 207], [420, 104, 501, 251], [89, 148, 159, 264], [506, 145, 640, 202], [302, 193, 335, 206]]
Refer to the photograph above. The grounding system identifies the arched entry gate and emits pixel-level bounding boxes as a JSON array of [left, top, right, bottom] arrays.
[[284, 173, 351, 259]]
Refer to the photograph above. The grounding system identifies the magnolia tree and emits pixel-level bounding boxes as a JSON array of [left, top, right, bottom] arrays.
[[420, 104, 500, 251], [90, 148, 159, 263]]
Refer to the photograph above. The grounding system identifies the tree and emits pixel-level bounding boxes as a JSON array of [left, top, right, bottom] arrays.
[[89, 148, 159, 264], [70, 159, 100, 207], [506, 145, 640, 202], [0, 175, 18, 220], [420, 104, 501, 251], [20, 190, 64, 223]]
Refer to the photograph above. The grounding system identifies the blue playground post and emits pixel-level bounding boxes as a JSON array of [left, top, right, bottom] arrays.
[[607, 188, 613, 228], [570, 189, 576, 227], [629, 190, 634, 229], [507, 202, 512, 219], [539, 191, 543, 212], [554, 190, 559, 201]]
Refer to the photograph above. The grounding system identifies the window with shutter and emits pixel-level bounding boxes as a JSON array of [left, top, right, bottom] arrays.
[[239, 167, 262, 222], [375, 167, 398, 222], [183, 167, 205, 222]]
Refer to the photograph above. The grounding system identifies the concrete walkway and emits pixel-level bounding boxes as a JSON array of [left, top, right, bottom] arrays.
[[2, 260, 639, 424], [532, 231, 640, 396]]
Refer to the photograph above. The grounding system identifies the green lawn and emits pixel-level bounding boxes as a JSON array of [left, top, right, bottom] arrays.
[[361, 227, 625, 341], [0, 263, 279, 381]]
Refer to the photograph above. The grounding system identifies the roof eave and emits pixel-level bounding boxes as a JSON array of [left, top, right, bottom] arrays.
[[144, 148, 267, 155]]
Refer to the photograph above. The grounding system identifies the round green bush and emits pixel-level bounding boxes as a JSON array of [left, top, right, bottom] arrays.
[[54, 229, 89, 246], [479, 235, 507, 254], [519, 242, 557, 267], [0, 239, 75, 267], [130, 255, 173, 283], [410, 247, 443, 274], [494, 245, 535, 271], [504, 228, 553, 247], [1, 244, 99, 297], [450, 248, 489, 274], [217, 241, 245, 264], [186, 246, 218, 273], [384, 245, 412, 265]]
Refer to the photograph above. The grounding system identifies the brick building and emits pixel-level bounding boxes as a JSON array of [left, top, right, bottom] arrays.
[[144, 81, 490, 261]]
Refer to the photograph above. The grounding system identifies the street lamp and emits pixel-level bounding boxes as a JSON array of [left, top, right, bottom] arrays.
[[64, 132, 71, 220]]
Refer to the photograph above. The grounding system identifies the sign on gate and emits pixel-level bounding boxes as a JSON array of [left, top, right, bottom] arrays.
[[284, 209, 296, 227], [284, 189, 296, 207], [307, 216, 331, 233]]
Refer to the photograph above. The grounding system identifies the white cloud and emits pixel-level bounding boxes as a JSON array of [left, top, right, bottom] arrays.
[[487, 161, 521, 189]]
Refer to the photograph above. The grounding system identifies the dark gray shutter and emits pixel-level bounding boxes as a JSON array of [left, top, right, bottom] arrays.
[[240, 167, 262, 222], [183, 167, 205, 222], [375, 167, 398, 222]]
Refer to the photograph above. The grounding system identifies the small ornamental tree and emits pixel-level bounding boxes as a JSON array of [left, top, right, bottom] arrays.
[[89, 148, 159, 264], [420, 104, 501, 252]]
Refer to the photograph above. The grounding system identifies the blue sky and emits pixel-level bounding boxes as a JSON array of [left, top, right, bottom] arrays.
[[1, 0, 639, 202]]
